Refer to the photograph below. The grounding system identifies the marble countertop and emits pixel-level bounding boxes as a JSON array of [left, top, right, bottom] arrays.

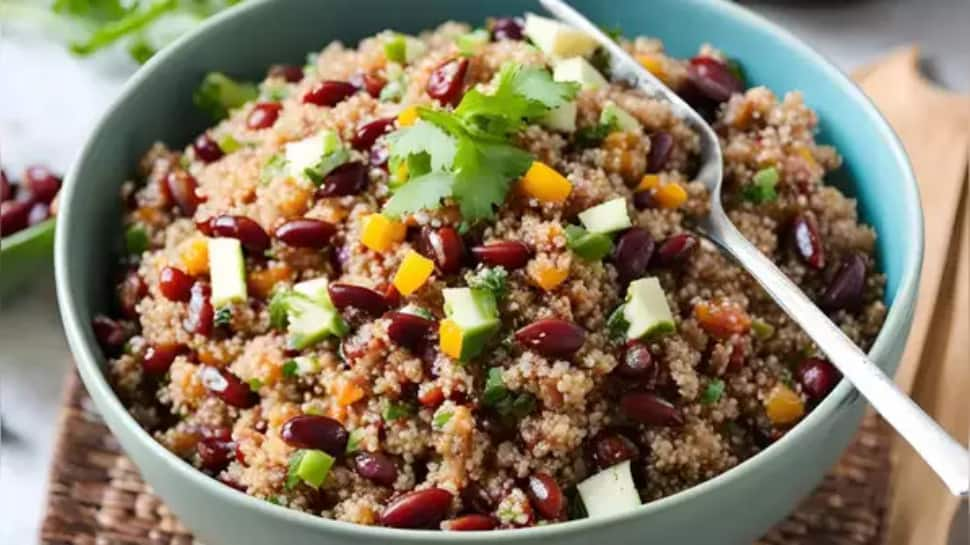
[[1, 0, 967, 542]]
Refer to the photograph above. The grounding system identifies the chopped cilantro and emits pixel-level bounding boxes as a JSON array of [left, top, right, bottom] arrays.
[[573, 119, 617, 148], [127, 37, 155, 64], [565, 225, 613, 261], [495, 392, 535, 420], [214, 306, 232, 328], [260, 153, 286, 185], [345, 429, 365, 454], [482, 367, 508, 406], [466, 267, 509, 301], [742, 167, 779, 204], [606, 305, 630, 340], [281, 360, 298, 377], [193, 72, 259, 121], [248, 378, 263, 391], [382, 400, 413, 422], [481, 367, 535, 421], [125, 224, 150, 255], [701, 379, 725, 405], [218, 134, 243, 154], [432, 410, 453, 430]]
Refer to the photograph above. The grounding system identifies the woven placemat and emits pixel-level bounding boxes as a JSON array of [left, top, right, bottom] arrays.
[[39, 371, 891, 545]]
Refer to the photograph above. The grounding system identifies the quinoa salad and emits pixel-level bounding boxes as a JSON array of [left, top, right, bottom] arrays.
[[94, 14, 886, 531]]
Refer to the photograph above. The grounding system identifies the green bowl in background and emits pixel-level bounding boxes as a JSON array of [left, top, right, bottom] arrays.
[[55, 0, 922, 543]]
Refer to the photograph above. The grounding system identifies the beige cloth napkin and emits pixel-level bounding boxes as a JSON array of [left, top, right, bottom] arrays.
[[852, 46, 970, 545]]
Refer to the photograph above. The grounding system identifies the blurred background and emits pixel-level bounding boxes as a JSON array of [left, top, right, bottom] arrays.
[[1, 0, 967, 542]]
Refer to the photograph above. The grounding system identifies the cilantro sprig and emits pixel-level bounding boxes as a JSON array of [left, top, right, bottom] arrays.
[[383, 63, 579, 223]]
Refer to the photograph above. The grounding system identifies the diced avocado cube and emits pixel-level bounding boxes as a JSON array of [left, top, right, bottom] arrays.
[[294, 449, 334, 489], [599, 101, 641, 132], [524, 13, 598, 59], [456, 29, 489, 55], [553, 57, 608, 91], [578, 198, 631, 234], [293, 356, 320, 375], [293, 277, 332, 306], [623, 277, 675, 340], [577, 460, 641, 518], [285, 295, 348, 350], [540, 100, 578, 133], [382, 32, 426, 64], [208, 237, 247, 307], [565, 225, 613, 261], [442, 287, 500, 361], [284, 130, 347, 183]]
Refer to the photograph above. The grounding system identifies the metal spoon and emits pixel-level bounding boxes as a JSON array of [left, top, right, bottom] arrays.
[[540, 0, 968, 497]]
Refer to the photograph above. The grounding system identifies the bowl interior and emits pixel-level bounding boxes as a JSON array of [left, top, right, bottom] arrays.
[[56, 0, 921, 540]]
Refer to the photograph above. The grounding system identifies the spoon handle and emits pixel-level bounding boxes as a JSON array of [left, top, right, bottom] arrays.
[[705, 217, 969, 497]]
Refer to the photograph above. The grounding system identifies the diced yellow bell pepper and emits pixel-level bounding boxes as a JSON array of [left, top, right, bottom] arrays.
[[637, 174, 661, 192], [179, 236, 210, 275], [529, 262, 569, 291], [360, 213, 406, 252], [335, 378, 365, 407], [654, 182, 688, 209], [796, 146, 818, 169], [765, 384, 805, 425], [519, 161, 572, 203], [439, 319, 463, 360], [636, 53, 666, 80], [393, 250, 434, 295], [397, 105, 419, 127]]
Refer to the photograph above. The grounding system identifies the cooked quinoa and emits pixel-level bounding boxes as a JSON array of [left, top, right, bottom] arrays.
[[97, 15, 886, 531]]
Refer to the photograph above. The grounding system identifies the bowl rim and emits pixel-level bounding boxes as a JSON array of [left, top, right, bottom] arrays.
[[56, 0, 923, 540]]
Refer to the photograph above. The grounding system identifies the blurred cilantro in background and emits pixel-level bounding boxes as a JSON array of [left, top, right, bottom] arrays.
[[2, 0, 243, 63]]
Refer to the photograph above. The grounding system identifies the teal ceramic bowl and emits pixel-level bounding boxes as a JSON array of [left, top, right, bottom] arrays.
[[56, 0, 922, 543]]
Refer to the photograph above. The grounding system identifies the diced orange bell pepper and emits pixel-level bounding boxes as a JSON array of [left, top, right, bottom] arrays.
[[694, 301, 751, 339], [247, 264, 293, 299], [393, 250, 435, 296], [636, 53, 666, 80], [336, 379, 366, 407], [397, 105, 419, 127], [654, 182, 688, 209], [179, 236, 210, 275], [765, 384, 805, 425], [519, 161, 572, 203], [439, 319, 463, 360], [360, 213, 406, 252], [529, 262, 569, 291], [637, 174, 661, 192]]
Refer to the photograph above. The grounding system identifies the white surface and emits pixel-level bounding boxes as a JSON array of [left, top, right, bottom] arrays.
[[1, 0, 967, 542]]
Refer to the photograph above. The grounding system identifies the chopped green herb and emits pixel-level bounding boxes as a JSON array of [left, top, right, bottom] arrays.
[[67, 0, 178, 56], [482, 367, 508, 406], [701, 379, 725, 405], [573, 119, 617, 148], [127, 37, 156, 64], [213, 306, 232, 328], [260, 153, 286, 185], [465, 267, 509, 301], [248, 378, 263, 391], [382, 400, 413, 422], [606, 305, 630, 340], [432, 410, 453, 430], [565, 225, 613, 261], [218, 134, 243, 154], [125, 224, 150, 255], [383, 34, 407, 63], [281, 360, 298, 377], [345, 428, 365, 454], [751, 319, 776, 340], [456, 29, 489, 56], [266, 495, 282, 505], [495, 392, 535, 420], [193, 72, 259, 121], [742, 167, 779, 204]]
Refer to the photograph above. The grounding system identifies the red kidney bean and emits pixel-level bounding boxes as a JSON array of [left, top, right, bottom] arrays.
[[199, 366, 258, 408], [460, 481, 494, 515], [1, 200, 31, 234], [369, 144, 389, 171], [303, 80, 357, 107], [0, 168, 10, 201], [164, 170, 201, 216], [471, 240, 531, 269], [646, 132, 674, 174], [193, 133, 224, 163], [159, 266, 194, 302], [183, 282, 214, 337], [590, 430, 640, 469], [246, 102, 283, 130], [143, 343, 179, 375], [617, 341, 654, 378], [354, 452, 398, 486], [418, 226, 464, 274], [526, 473, 564, 520], [621, 392, 684, 427], [727, 339, 747, 373], [350, 72, 387, 97], [24, 165, 61, 204], [820, 252, 866, 312], [653, 233, 698, 268], [796, 357, 841, 401], [268, 64, 304, 82], [274, 218, 336, 248], [790, 212, 825, 270], [27, 202, 50, 225], [195, 216, 215, 236], [92, 315, 126, 354], [686, 56, 743, 104], [380, 488, 453, 529], [117, 270, 147, 319], [632, 189, 656, 210], [316, 161, 369, 198], [426, 58, 469, 107], [211, 215, 271, 253], [441, 514, 497, 531], [490, 17, 524, 41], [281, 415, 349, 456], [352, 117, 395, 151], [418, 385, 445, 408], [386, 311, 436, 349], [327, 283, 388, 315], [515, 318, 586, 358], [612, 228, 655, 283], [197, 433, 235, 472]]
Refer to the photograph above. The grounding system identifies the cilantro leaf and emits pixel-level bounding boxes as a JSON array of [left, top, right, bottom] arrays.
[[281, 360, 298, 377], [482, 368, 508, 406], [742, 167, 779, 204], [701, 379, 725, 405], [451, 138, 532, 221], [388, 119, 457, 172], [383, 171, 455, 218], [466, 267, 509, 300], [214, 306, 232, 328], [606, 305, 630, 340], [125, 224, 150, 255], [432, 410, 453, 430]]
